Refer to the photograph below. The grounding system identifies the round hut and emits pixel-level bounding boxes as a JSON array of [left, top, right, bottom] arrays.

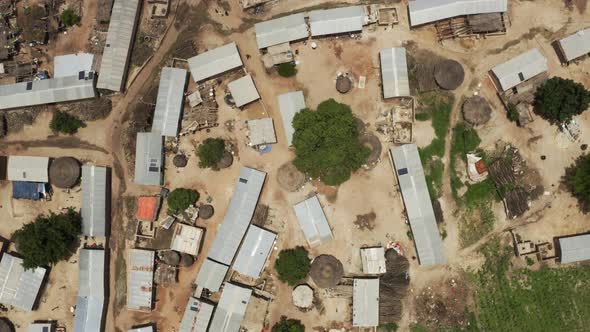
[[336, 75, 353, 94], [159, 250, 181, 266], [180, 253, 195, 267], [198, 204, 214, 220], [173, 154, 188, 168], [49, 157, 81, 188], [309, 255, 344, 288], [216, 151, 233, 169], [292, 284, 314, 309], [434, 59, 465, 90], [462, 96, 492, 126], [277, 162, 306, 192], [0, 318, 14, 332]]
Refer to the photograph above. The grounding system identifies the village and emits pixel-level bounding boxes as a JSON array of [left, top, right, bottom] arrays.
[[0, 0, 589, 332]]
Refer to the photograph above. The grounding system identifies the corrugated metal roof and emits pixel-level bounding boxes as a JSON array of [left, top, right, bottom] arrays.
[[134, 132, 163, 186], [207, 167, 266, 265], [0, 73, 96, 110], [195, 259, 228, 292], [152, 67, 187, 137], [7, 156, 49, 182], [74, 249, 105, 332], [127, 249, 155, 312], [188, 43, 243, 82], [309, 6, 365, 37], [247, 118, 277, 146], [559, 234, 590, 264], [27, 323, 54, 332], [360, 247, 386, 274], [179, 297, 215, 332], [228, 75, 260, 107], [233, 225, 276, 279], [558, 28, 590, 62], [128, 327, 155, 332], [0, 254, 46, 311], [408, 0, 507, 26], [389, 144, 446, 266], [380, 48, 410, 98], [170, 223, 203, 256], [54, 53, 94, 78], [352, 278, 379, 327], [293, 195, 333, 247], [96, 0, 141, 91], [255, 13, 309, 49], [278, 91, 306, 146], [81, 165, 108, 237], [491, 48, 548, 91], [209, 283, 252, 332]]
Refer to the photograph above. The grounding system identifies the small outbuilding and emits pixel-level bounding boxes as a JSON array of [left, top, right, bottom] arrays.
[[559, 234, 590, 264], [136, 196, 159, 222], [360, 247, 386, 274], [490, 48, 548, 92], [0, 253, 47, 311], [170, 223, 204, 256], [247, 118, 277, 146], [178, 297, 215, 332], [49, 156, 81, 188], [134, 132, 164, 186], [227, 75, 260, 108], [353, 278, 379, 327], [7, 156, 49, 183], [277, 91, 306, 146], [557, 28, 590, 64], [462, 96, 492, 126], [27, 323, 52, 332], [293, 195, 334, 247], [434, 59, 465, 90]]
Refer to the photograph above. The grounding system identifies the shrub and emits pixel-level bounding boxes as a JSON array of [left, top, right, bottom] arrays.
[[50, 111, 85, 134], [277, 63, 297, 77], [167, 188, 199, 214], [565, 154, 590, 213], [272, 317, 305, 332], [507, 103, 520, 123], [275, 246, 310, 286], [534, 77, 590, 124], [197, 138, 225, 168], [60, 8, 80, 27]]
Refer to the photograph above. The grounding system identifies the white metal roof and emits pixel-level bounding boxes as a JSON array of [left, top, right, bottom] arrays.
[[170, 223, 204, 256], [152, 67, 187, 137], [0, 253, 46, 311], [380, 48, 410, 98], [233, 225, 276, 279], [74, 249, 106, 332], [558, 28, 590, 62], [54, 53, 94, 78], [389, 144, 446, 266], [7, 156, 49, 182], [353, 278, 379, 327], [559, 234, 590, 264], [179, 297, 215, 332], [195, 259, 229, 292], [188, 43, 243, 82], [96, 0, 141, 91], [81, 165, 108, 237], [277, 91, 306, 146], [247, 118, 277, 146], [27, 323, 53, 332], [408, 0, 508, 26], [293, 195, 333, 247], [360, 247, 386, 274], [309, 6, 365, 37], [255, 13, 309, 49], [128, 327, 155, 332], [208, 283, 252, 332], [127, 249, 155, 312], [228, 75, 260, 107], [134, 132, 163, 186], [490, 48, 548, 91]]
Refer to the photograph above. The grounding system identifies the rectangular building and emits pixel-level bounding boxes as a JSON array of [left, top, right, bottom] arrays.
[[81, 165, 109, 237], [559, 234, 590, 264], [54, 53, 94, 78], [127, 249, 155, 312], [7, 156, 49, 183], [309, 6, 365, 37], [170, 223, 204, 256], [195, 259, 229, 292], [247, 118, 277, 146], [227, 75, 260, 107], [278, 91, 306, 146], [209, 283, 252, 332], [179, 297, 215, 332], [134, 132, 164, 186], [352, 278, 379, 327], [188, 43, 243, 82], [74, 249, 106, 332], [380, 48, 410, 99], [0, 253, 46, 311], [557, 28, 590, 63], [255, 13, 309, 49], [27, 323, 54, 332], [408, 0, 507, 27], [490, 48, 548, 92], [152, 67, 188, 137], [293, 195, 334, 247], [128, 327, 155, 332], [233, 225, 277, 279], [360, 247, 386, 274]]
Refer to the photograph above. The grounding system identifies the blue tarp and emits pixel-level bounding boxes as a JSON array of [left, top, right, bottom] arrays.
[[12, 181, 46, 200]]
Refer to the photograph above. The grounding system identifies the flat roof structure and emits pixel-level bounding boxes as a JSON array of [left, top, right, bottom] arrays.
[[490, 48, 548, 92], [558, 28, 590, 62], [127, 249, 155, 312], [54, 53, 94, 78], [380, 48, 410, 99], [228, 75, 260, 107], [128, 327, 154, 332], [170, 223, 204, 256], [136, 196, 159, 222], [278, 91, 306, 146], [194, 259, 229, 292], [152, 67, 187, 137], [96, 0, 141, 91], [188, 43, 243, 82], [408, 0, 507, 26], [360, 247, 386, 274], [0, 253, 46, 311], [559, 234, 590, 264], [254, 13, 309, 49], [134, 132, 164, 186], [352, 278, 379, 327], [247, 118, 277, 146], [293, 195, 334, 247], [28, 323, 54, 332], [389, 144, 446, 266], [81, 165, 109, 237], [209, 283, 252, 332], [309, 6, 365, 37], [73, 249, 106, 332], [233, 225, 277, 279], [179, 297, 215, 332], [7, 156, 49, 183]]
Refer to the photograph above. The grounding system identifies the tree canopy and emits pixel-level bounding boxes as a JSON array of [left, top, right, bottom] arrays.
[[13, 209, 81, 269], [278, 63, 297, 77], [167, 188, 199, 214], [292, 99, 370, 185], [565, 154, 590, 213], [272, 317, 305, 332], [534, 77, 590, 124], [274, 246, 310, 286], [197, 138, 225, 168], [50, 111, 85, 134], [60, 8, 80, 27]]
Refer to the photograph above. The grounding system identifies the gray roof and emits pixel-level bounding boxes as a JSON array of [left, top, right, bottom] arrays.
[[152, 67, 187, 137], [490, 48, 548, 91], [233, 225, 276, 279], [128, 327, 155, 332], [558, 28, 590, 62], [7, 156, 49, 182], [209, 283, 252, 332], [309, 6, 365, 37], [74, 249, 106, 332], [127, 249, 155, 312], [380, 48, 410, 98], [27, 323, 54, 332], [96, 0, 141, 91], [360, 247, 386, 274], [228, 75, 260, 107], [188, 43, 243, 82], [408, 0, 508, 26], [0, 253, 46, 311], [207, 167, 266, 265], [195, 259, 229, 293], [0, 73, 96, 110], [559, 234, 590, 264], [255, 13, 309, 49], [277, 91, 306, 146], [352, 278, 379, 327], [54, 53, 94, 78], [134, 132, 163, 186], [81, 165, 108, 237], [293, 195, 333, 247], [389, 144, 446, 266], [247, 118, 277, 146], [179, 297, 215, 332]]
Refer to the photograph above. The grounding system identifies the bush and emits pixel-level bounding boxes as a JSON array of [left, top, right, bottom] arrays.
[[13, 209, 82, 269], [507, 103, 520, 123], [60, 8, 80, 27], [379, 322, 399, 332], [534, 77, 590, 124], [167, 188, 199, 214], [50, 111, 85, 134], [275, 246, 310, 286], [277, 63, 297, 77], [197, 138, 225, 168], [565, 154, 590, 213], [272, 317, 305, 332]]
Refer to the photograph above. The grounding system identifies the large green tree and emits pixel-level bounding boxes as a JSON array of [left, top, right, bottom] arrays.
[[565, 154, 590, 213], [292, 99, 370, 185], [60, 8, 80, 27], [50, 111, 85, 134], [167, 188, 199, 214], [272, 317, 305, 332], [13, 209, 82, 269], [197, 138, 225, 168], [534, 77, 590, 124], [275, 246, 310, 286]]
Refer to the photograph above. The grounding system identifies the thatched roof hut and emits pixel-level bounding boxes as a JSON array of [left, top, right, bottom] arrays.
[[309, 254, 344, 288], [173, 154, 188, 168], [180, 253, 195, 267], [215, 151, 233, 169], [277, 162, 306, 192], [380, 249, 410, 324], [434, 59, 464, 90], [198, 204, 214, 219], [292, 284, 314, 309], [336, 75, 353, 94], [49, 156, 80, 188], [159, 250, 181, 266], [462, 96, 492, 126]]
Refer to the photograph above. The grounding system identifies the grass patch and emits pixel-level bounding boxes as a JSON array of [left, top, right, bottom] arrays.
[[458, 202, 495, 248], [450, 123, 482, 200], [415, 112, 432, 121], [463, 178, 499, 209]]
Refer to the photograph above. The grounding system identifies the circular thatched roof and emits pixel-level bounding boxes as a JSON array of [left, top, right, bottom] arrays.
[[173, 154, 188, 168], [277, 162, 306, 192], [434, 59, 465, 90], [180, 253, 195, 267], [49, 157, 80, 188], [292, 284, 314, 308], [198, 204, 214, 219], [462, 96, 492, 126], [216, 151, 233, 169], [309, 255, 344, 288], [336, 75, 352, 94], [0, 318, 14, 332], [159, 250, 181, 266]]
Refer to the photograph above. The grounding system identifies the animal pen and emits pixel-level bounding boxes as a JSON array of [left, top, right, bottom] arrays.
[[435, 13, 508, 42]]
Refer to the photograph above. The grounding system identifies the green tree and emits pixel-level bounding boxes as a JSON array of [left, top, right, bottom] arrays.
[[60, 8, 80, 27], [292, 99, 370, 185], [565, 154, 590, 213], [534, 77, 590, 124], [277, 63, 297, 77], [275, 246, 310, 286], [197, 138, 225, 168], [272, 317, 305, 332], [50, 111, 85, 134], [13, 209, 82, 269], [167, 188, 199, 214]]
